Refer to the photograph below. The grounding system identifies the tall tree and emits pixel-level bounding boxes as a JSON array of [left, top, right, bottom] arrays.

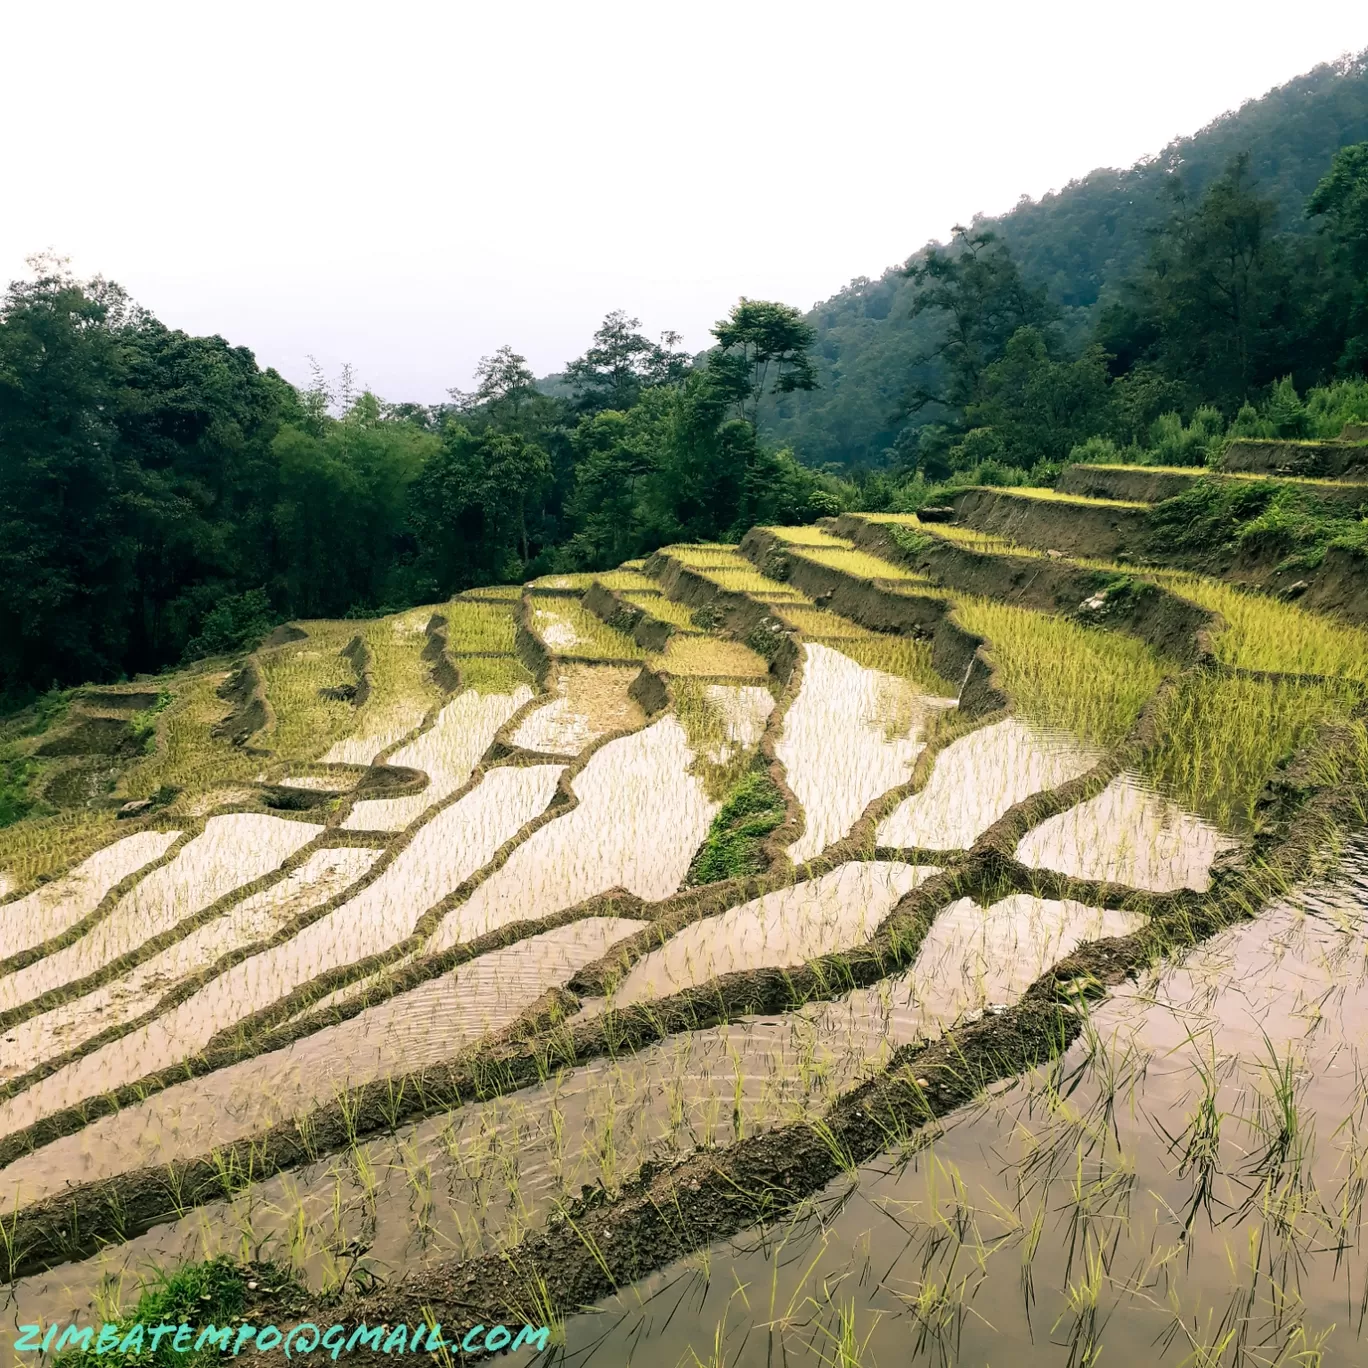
[[1115, 155, 1298, 407], [901, 226, 1056, 421], [563, 310, 690, 415], [711, 299, 817, 427], [1307, 140, 1368, 372]]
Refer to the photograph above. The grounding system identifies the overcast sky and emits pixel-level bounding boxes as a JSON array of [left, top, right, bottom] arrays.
[[4, 1, 1367, 403]]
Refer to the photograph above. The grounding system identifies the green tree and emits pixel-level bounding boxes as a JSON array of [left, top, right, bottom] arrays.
[[1122, 155, 1298, 407], [967, 327, 1115, 467], [563, 310, 690, 415], [711, 299, 817, 426], [902, 226, 1056, 421], [1307, 140, 1368, 372], [408, 423, 551, 590], [0, 261, 134, 698]]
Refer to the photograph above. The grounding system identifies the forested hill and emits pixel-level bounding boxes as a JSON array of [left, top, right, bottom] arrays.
[[764, 51, 1368, 469]]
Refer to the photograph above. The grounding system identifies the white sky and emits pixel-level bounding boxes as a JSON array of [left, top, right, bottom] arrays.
[[3, 1, 1367, 403]]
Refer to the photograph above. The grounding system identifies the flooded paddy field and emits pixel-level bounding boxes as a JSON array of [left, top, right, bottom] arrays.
[[2, 527, 1367, 1367]]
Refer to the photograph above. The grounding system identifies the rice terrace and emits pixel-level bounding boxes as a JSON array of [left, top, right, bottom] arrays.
[[0, 432, 1367, 1366]]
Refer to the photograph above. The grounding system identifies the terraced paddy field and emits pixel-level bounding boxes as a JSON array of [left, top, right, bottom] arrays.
[[2, 526, 1368, 1366]]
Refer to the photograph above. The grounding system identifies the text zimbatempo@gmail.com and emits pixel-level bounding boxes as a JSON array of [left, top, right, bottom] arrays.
[[13, 1321, 551, 1359]]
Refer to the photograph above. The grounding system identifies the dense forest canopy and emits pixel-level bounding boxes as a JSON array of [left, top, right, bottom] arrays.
[[0, 278, 836, 703], [764, 50, 1368, 468], [5, 50, 1368, 707]]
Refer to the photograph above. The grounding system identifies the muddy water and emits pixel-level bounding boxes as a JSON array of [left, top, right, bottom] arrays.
[[0, 815, 320, 1012], [343, 686, 534, 832], [429, 717, 718, 948], [779, 644, 953, 864], [3, 884, 1150, 1323], [1016, 770, 1237, 890], [510, 665, 645, 755], [0, 830, 181, 958], [605, 862, 941, 1007], [0, 847, 379, 1084], [559, 841, 1368, 1367], [7, 997, 884, 1322], [320, 703, 429, 766], [0, 918, 647, 1212], [0, 767, 564, 1136], [701, 683, 773, 757], [878, 717, 1099, 850]]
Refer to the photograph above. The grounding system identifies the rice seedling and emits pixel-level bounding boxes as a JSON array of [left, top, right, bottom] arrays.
[[120, 670, 264, 799], [1144, 671, 1361, 828], [343, 685, 535, 831], [954, 595, 1171, 746], [257, 622, 362, 759], [790, 543, 937, 583], [429, 717, 717, 947], [0, 829, 180, 959], [990, 485, 1150, 509], [459, 583, 523, 600], [650, 635, 769, 678], [451, 653, 534, 694], [511, 663, 645, 754], [879, 718, 1098, 850], [1154, 571, 1368, 681], [7, 503, 1368, 1368], [606, 862, 939, 1006], [671, 678, 775, 798], [621, 590, 701, 631], [779, 643, 953, 862], [530, 599, 649, 660], [594, 568, 661, 591]]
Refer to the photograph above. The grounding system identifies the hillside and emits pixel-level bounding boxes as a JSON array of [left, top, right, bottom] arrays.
[[765, 50, 1368, 468], [1, 511, 1367, 1361]]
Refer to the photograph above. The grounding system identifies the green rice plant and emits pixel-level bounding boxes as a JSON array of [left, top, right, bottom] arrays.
[[622, 590, 699, 631], [257, 621, 359, 758], [454, 653, 534, 693], [672, 678, 775, 799], [0, 806, 119, 890], [459, 583, 522, 599], [122, 669, 262, 798], [1154, 572, 1368, 682], [775, 606, 868, 640], [821, 635, 956, 697], [529, 598, 648, 660], [954, 595, 1171, 745], [792, 545, 936, 583], [651, 635, 770, 677], [994, 485, 1149, 509], [441, 600, 520, 654], [1144, 672, 1360, 829], [701, 567, 810, 597], [662, 542, 749, 566], [764, 525, 851, 548], [595, 568, 660, 591], [530, 572, 599, 589]]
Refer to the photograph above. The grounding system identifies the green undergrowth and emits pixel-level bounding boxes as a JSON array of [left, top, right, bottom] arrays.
[[1144, 478, 1368, 569], [0, 688, 78, 828], [1144, 672, 1362, 829], [51, 1257, 302, 1368], [687, 768, 786, 883], [953, 596, 1171, 746]]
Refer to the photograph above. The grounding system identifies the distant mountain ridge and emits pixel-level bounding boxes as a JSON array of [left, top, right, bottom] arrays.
[[764, 51, 1368, 469]]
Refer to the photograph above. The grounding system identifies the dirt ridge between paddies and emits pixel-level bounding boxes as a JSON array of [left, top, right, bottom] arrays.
[[0, 599, 751, 1167], [248, 708, 1368, 1359], [0, 617, 560, 1116], [0, 624, 1213, 1281], [827, 513, 1220, 666]]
